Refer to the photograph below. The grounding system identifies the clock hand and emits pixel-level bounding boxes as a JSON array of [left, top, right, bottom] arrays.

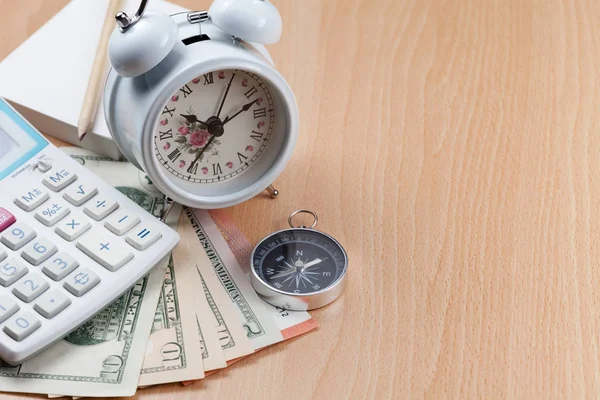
[[222, 99, 259, 125], [180, 114, 208, 126], [216, 73, 236, 118], [187, 135, 216, 173]]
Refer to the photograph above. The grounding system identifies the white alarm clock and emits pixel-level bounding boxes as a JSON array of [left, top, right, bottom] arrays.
[[104, 0, 299, 209]]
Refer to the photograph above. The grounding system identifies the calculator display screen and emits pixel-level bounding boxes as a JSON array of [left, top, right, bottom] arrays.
[[0, 101, 48, 180], [0, 126, 19, 160]]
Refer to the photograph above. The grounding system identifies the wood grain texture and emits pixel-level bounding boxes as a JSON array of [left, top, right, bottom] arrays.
[[2, 0, 600, 398]]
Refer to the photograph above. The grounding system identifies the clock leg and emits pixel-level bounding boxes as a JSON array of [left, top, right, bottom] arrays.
[[266, 185, 279, 199], [159, 197, 175, 222]]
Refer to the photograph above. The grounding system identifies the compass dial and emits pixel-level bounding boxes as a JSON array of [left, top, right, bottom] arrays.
[[252, 229, 347, 295]]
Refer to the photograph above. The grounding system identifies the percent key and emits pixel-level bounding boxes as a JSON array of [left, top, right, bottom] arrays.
[[35, 201, 71, 227]]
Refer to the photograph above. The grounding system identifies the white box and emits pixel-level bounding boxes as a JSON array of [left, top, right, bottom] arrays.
[[0, 0, 187, 159]]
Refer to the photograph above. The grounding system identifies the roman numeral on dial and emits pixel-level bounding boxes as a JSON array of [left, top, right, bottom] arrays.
[[159, 129, 173, 141], [250, 130, 263, 142], [212, 163, 222, 175], [237, 152, 248, 163], [253, 108, 267, 119], [162, 106, 175, 117], [244, 86, 258, 99], [180, 84, 193, 98], [167, 148, 181, 162], [187, 163, 199, 175], [204, 72, 214, 85]]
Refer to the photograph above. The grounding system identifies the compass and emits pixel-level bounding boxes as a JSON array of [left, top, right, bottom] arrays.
[[251, 210, 348, 310]]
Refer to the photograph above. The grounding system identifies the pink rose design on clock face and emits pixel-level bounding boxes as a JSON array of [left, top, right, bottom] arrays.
[[188, 130, 211, 149], [155, 69, 275, 184]]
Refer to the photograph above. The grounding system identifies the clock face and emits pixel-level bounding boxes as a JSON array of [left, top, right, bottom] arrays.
[[153, 69, 274, 184], [252, 229, 348, 295]]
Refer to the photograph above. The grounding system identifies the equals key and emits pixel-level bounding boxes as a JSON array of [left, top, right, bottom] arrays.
[[126, 226, 161, 251]]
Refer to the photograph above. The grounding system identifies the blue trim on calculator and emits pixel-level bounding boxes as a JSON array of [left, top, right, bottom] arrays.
[[0, 99, 48, 180]]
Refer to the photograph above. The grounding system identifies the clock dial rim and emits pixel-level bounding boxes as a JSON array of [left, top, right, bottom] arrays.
[[138, 58, 298, 209]]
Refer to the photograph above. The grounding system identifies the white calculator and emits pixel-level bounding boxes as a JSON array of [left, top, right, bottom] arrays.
[[0, 99, 179, 364]]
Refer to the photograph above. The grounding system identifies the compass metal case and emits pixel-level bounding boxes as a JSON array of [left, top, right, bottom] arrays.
[[250, 211, 348, 311]]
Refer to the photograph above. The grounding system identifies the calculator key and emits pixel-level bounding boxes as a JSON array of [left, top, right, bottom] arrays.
[[34, 290, 71, 319], [1, 223, 36, 250], [42, 252, 79, 281], [3, 311, 41, 341], [77, 231, 133, 272], [14, 187, 49, 212], [83, 195, 119, 221], [105, 210, 140, 236], [126, 226, 162, 251], [63, 182, 98, 206], [0, 248, 6, 263], [0, 258, 28, 287], [63, 268, 100, 297], [0, 295, 19, 323], [34, 201, 71, 227], [0, 208, 17, 233], [42, 168, 77, 192], [21, 238, 58, 266], [55, 213, 91, 242], [12, 272, 49, 302], [36, 160, 52, 173]]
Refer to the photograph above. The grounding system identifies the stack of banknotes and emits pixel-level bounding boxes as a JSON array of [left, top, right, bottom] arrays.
[[0, 148, 317, 398]]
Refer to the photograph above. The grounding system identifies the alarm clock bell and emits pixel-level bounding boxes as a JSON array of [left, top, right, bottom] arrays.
[[108, 0, 283, 79]]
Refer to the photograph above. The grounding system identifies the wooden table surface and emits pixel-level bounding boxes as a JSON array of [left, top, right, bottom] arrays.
[[2, 0, 600, 398]]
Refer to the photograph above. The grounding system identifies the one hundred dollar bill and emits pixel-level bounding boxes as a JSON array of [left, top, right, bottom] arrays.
[[185, 208, 284, 350]]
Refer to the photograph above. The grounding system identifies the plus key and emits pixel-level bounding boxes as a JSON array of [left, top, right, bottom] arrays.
[[76, 230, 133, 272]]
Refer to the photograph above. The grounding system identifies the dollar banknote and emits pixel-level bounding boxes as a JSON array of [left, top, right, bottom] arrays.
[[193, 275, 228, 372], [61, 148, 210, 387], [177, 213, 253, 362], [0, 257, 166, 397], [182, 210, 318, 386], [138, 255, 204, 386], [208, 209, 318, 340], [172, 212, 226, 372], [185, 208, 284, 351]]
